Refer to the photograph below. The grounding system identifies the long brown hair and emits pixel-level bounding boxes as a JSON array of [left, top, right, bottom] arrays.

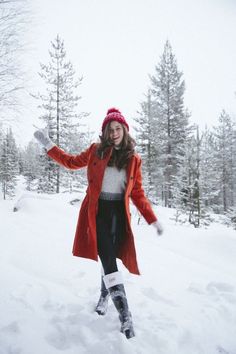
[[96, 122, 136, 170]]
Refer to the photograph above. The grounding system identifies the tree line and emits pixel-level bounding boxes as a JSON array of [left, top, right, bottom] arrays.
[[134, 41, 236, 227], [0, 34, 91, 197], [0, 2, 235, 228]]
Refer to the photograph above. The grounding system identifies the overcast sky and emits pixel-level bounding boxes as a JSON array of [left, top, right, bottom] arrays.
[[13, 0, 236, 146]]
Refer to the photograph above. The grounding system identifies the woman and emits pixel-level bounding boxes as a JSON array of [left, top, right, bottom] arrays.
[[34, 107, 163, 339]]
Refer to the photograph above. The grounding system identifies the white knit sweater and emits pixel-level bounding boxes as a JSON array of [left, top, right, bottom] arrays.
[[100, 166, 127, 199]]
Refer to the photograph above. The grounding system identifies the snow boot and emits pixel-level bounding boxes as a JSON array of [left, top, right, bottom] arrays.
[[110, 284, 135, 339], [95, 276, 110, 316], [104, 271, 135, 339]]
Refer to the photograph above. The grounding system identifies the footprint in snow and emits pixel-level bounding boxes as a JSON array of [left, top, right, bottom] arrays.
[[188, 282, 236, 303], [206, 282, 234, 294], [45, 310, 104, 351], [142, 287, 178, 307], [206, 282, 236, 303], [43, 300, 66, 313], [43, 300, 84, 316]]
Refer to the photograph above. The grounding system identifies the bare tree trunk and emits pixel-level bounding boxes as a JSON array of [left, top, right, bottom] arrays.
[[147, 90, 152, 197], [3, 181, 6, 200], [222, 131, 227, 212], [166, 123, 172, 207], [56, 54, 60, 193], [166, 81, 172, 208], [196, 126, 200, 227], [230, 136, 234, 207]]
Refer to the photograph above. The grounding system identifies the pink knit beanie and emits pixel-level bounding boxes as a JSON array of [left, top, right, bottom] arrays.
[[102, 108, 129, 132]]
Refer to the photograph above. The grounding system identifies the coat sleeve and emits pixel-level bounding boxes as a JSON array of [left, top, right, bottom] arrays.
[[47, 143, 96, 170], [130, 158, 157, 224]]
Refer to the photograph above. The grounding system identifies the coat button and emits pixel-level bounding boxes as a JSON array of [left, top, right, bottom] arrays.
[[130, 176, 133, 179], [93, 162, 96, 165], [89, 179, 93, 183]]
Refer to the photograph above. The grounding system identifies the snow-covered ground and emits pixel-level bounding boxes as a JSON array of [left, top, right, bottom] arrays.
[[1, 187, 236, 354]]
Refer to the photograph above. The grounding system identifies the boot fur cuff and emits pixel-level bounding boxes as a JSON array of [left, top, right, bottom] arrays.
[[103, 271, 123, 289]]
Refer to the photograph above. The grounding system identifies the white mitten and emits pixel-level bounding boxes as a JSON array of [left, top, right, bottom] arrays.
[[34, 128, 55, 151], [152, 220, 164, 236]]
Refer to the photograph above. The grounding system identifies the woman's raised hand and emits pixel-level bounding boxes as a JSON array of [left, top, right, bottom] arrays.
[[34, 127, 55, 151]]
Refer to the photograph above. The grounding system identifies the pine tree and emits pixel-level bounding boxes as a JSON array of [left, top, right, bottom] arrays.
[[21, 140, 42, 191], [187, 127, 201, 226], [34, 34, 88, 193], [134, 89, 160, 202], [171, 125, 200, 225], [149, 40, 191, 207], [37, 153, 56, 194], [0, 128, 19, 199], [200, 126, 220, 212], [213, 110, 236, 212], [61, 126, 94, 193]]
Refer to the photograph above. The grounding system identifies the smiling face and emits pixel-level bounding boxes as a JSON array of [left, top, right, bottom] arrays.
[[109, 121, 124, 146]]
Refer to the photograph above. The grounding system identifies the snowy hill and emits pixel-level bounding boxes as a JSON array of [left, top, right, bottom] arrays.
[[0, 192, 236, 354]]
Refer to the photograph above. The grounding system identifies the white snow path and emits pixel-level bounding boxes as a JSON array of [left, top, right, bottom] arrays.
[[0, 192, 236, 354]]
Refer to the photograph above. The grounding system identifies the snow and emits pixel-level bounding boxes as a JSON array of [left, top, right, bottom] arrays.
[[1, 187, 236, 354]]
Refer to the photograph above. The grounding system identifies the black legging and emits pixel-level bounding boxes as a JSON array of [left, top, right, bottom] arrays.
[[96, 199, 126, 275]]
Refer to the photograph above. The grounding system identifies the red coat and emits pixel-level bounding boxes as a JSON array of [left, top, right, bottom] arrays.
[[47, 143, 157, 275]]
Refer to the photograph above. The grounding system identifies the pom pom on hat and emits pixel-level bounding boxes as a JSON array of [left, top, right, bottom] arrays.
[[102, 107, 129, 132], [106, 107, 121, 115]]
